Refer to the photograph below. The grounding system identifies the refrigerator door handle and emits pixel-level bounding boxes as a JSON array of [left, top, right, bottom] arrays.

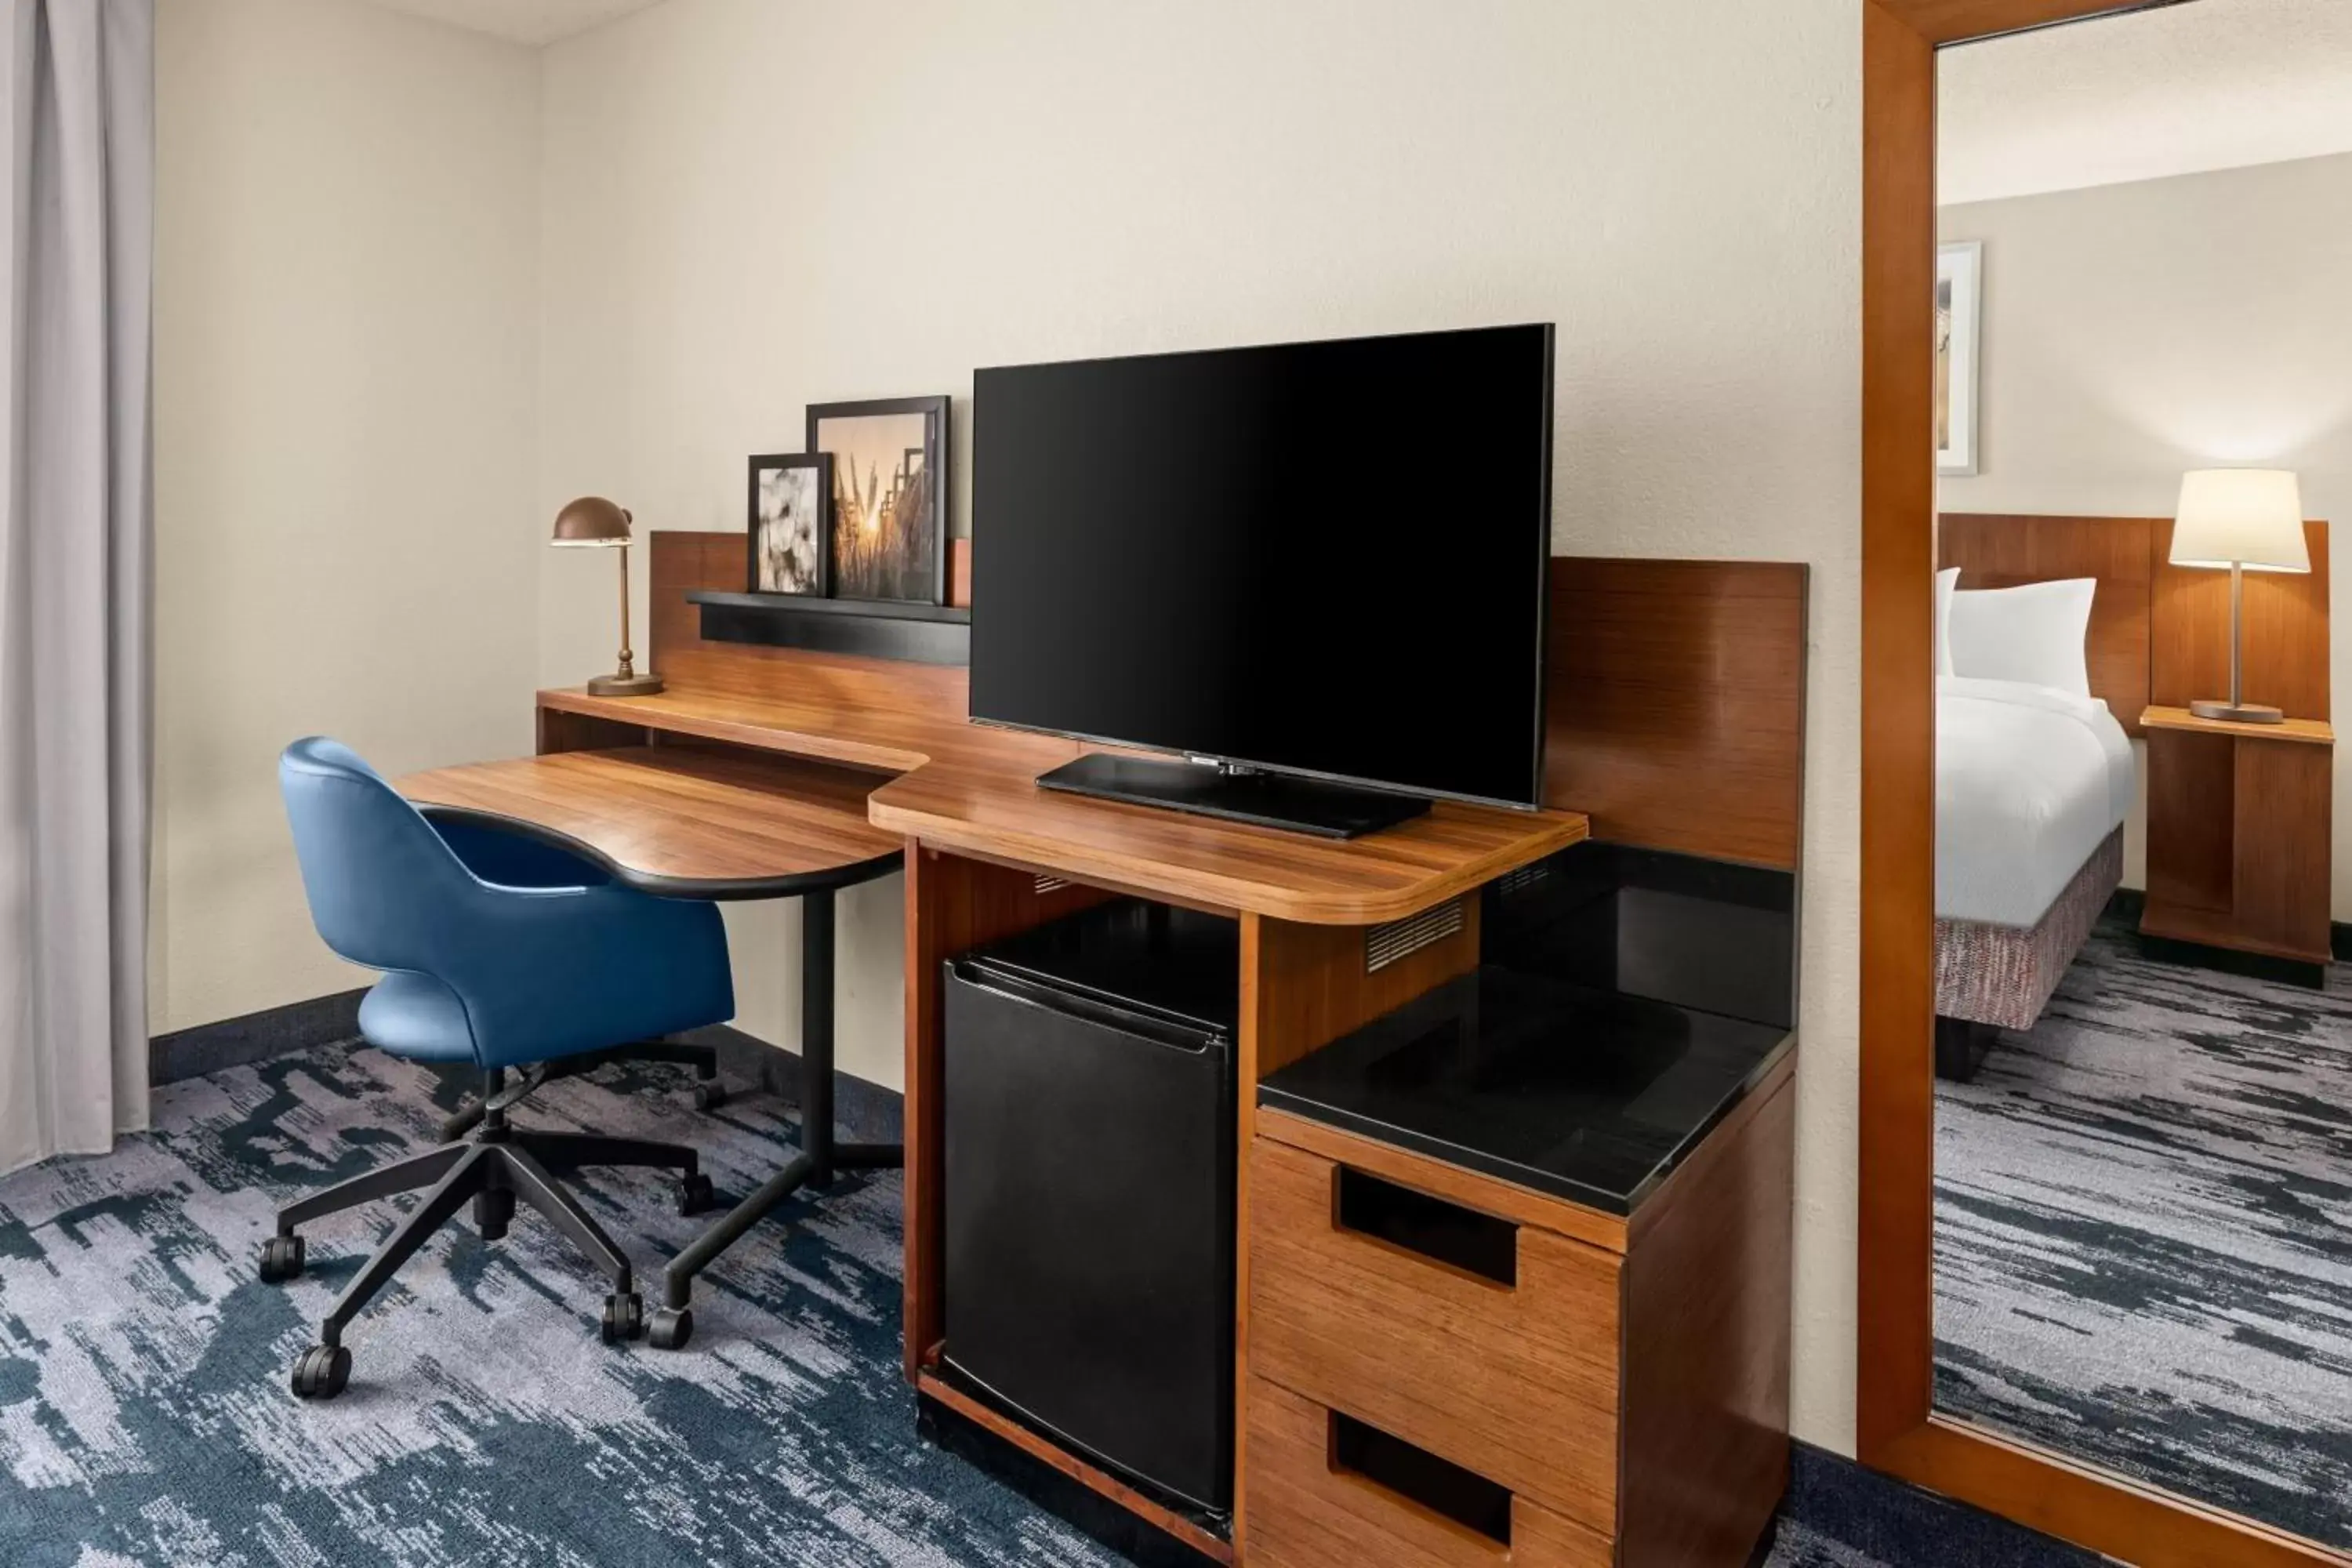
[[946, 960, 1220, 1055]]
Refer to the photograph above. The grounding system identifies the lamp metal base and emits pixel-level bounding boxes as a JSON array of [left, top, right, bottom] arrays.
[[586, 672, 666, 698], [2189, 698, 2283, 724]]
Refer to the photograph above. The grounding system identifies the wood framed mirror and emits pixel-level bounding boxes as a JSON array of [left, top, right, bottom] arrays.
[[1858, 2, 2350, 1564]]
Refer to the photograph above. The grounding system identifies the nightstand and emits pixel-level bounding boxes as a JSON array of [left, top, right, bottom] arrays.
[[2139, 706, 2334, 971]]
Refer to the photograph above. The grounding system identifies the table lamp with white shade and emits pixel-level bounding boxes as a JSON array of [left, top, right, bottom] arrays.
[[2169, 468, 2308, 724]]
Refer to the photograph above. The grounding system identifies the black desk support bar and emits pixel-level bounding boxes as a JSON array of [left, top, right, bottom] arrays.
[[651, 887, 906, 1348]]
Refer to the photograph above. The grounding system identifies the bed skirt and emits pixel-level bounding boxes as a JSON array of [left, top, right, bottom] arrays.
[[1935, 828, 2122, 1032]]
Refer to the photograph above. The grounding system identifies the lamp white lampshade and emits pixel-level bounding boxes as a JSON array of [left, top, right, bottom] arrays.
[[2170, 469, 2309, 573]]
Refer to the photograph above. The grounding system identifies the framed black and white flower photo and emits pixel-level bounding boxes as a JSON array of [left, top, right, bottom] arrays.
[[807, 394, 949, 604], [747, 452, 831, 597]]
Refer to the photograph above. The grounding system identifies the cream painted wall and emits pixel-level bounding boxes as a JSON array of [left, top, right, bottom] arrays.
[[1940, 151, 2352, 918], [154, 0, 543, 1031], [538, 0, 1864, 1453]]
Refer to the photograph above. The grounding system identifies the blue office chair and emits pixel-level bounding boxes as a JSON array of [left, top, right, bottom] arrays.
[[265, 737, 735, 1400]]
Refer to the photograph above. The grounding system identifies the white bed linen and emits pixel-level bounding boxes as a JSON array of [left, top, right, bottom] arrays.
[[1936, 677, 2134, 927]]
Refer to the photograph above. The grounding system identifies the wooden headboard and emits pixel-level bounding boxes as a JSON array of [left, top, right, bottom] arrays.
[[1938, 513, 2331, 732], [1542, 558, 1809, 871]]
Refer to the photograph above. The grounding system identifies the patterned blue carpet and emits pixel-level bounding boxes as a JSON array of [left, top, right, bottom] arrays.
[[0, 1046, 1130, 1567], [0, 1038, 1997, 1567], [1936, 917, 2352, 1549]]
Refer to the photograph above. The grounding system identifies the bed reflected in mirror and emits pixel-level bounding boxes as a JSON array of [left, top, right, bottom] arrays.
[[1929, 0, 2352, 1552]]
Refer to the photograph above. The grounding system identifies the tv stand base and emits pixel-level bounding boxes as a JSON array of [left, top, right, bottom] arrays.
[[1036, 753, 1432, 839]]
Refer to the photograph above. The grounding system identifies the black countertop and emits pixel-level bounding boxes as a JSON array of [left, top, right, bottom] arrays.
[[1256, 964, 1792, 1215]]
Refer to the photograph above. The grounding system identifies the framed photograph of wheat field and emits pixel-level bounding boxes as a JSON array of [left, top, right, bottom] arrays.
[[1936, 241, 1982, 477], [747, 452, 832, 597], [807, 395, 949, 604]]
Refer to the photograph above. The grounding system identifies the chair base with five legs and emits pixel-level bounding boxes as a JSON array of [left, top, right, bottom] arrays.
[[260, 1064, 717, 1399]]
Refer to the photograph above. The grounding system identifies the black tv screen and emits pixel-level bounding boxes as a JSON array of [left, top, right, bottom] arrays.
[[971, 324, 1554, 810]]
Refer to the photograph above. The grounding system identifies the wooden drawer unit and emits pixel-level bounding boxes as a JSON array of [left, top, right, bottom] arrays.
[[1244, 1376, 1613, 1568], [1247, 1068, 1795, 1568], [1247, 1132, 1623, 1534]]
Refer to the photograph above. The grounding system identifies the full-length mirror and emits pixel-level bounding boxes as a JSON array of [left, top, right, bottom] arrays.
[[1928, 0, 2350, 1549]]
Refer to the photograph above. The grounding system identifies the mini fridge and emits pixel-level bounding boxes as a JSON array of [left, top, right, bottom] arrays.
[[941, 899, 1240, 1518]]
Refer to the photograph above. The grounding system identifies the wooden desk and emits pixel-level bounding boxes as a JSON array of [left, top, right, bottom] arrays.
[[543, 673, 1590, 924], [514, 646, 1588, 1562], [587, 539, 1810, 1566], [2140, 705, 2335, 968], [399, 746, 902, 899], [394, 737, 910, 1351]]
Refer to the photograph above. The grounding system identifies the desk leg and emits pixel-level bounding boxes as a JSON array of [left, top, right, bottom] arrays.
[[652, 886, 902, 1350]]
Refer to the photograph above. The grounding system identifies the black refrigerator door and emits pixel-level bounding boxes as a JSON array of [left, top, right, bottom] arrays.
[[942, 959, 1236, 1515]]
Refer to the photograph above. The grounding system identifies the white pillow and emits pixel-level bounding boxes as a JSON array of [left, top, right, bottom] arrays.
[[1933, 567, 1959, 677], [1946, 578, 2096, 697]]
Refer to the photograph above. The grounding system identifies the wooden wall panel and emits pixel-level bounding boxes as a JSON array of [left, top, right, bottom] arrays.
[[2151, 521, 2330, 723], [648, 528, 746, 671], [1936, 514, 2155, 735], [1542, 558, 1808, 871]]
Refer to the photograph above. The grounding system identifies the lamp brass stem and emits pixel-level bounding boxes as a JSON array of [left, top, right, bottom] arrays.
[[2188, 559, 2282, 724], [583, 535, 664, 697], [617, 542, 634, 679]]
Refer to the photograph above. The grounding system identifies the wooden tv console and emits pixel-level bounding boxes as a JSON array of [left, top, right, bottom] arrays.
[[522, 534, 1807, 1566]]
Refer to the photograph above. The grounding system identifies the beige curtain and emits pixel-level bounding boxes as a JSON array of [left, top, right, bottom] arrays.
[[0, 0, 154, 1175]]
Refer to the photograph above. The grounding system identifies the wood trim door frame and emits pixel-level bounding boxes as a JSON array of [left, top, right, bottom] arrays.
[[1856, 2, 2352, 1564]]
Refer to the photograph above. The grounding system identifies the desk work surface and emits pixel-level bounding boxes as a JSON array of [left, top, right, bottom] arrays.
[[540, 650, 1590, 925], [397, 745, 904, 898]]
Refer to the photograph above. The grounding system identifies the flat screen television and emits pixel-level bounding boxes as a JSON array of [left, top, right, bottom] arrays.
[[971, 323, 1554, 837]]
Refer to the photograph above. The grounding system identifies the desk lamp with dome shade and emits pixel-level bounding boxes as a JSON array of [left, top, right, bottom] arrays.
[[551, 496, 664, 697]]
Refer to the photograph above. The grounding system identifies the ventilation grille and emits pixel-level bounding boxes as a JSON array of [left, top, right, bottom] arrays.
[[1034, 874, 1071, 896], [1366, 899, 1465, 974], [1495, 862, 1551, 899]]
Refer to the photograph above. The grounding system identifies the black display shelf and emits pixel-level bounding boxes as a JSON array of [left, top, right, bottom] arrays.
[[688, 590, 971, 664], [1259, 839, 1799, 1216], [1256, 967, 1791, 1216]]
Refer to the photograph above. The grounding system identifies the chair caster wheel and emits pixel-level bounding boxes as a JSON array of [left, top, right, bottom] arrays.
[[676, 1173, 716, 1216], [693, 1081, 727, 1112], [290, 1343, 350, 1400], [601, 1291, 644, 1345], [258, 1234, 306, 1283], [474, 1188, 515, 1241], [648, 1308, 693, 1351]]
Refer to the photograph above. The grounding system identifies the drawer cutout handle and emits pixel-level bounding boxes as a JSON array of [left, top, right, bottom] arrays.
[[1334, 1166, 1518, 1288], [1330, 1410, 1512, 1548]]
